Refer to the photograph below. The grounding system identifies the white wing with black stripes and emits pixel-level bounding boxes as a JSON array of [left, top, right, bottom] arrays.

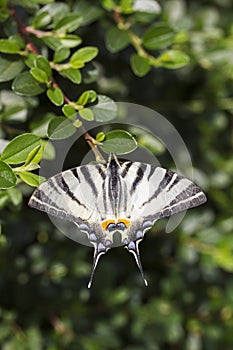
[[29, 153, 207, 288]]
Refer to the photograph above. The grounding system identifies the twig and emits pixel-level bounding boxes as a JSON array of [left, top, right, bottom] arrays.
[[8, 5, 105, 162]]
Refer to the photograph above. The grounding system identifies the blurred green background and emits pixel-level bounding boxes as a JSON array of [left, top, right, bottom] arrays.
[[0, 0, 233, 349]]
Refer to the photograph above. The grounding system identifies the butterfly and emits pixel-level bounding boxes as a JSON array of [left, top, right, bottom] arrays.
[[29, 153, 207, 288]]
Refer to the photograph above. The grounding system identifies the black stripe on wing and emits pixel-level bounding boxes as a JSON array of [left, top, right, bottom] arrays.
[[80, 166, 98, 197], [130, 164, 147, 195], [71, 167, 80, 181], [121, 162, 133, 178], [60, 175, 88, 209], [142, 169, 174, 207], [96, 164, 107, 180]]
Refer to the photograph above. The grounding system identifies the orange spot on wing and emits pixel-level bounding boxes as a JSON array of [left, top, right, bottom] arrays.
[[118, 218, 130, 228], [101, 218, 131, 230], [102, 219, 115, 231]]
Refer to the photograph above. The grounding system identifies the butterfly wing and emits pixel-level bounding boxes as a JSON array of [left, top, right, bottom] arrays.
[[120, 161, 206, 233], [29, 163, 113, 288], [119, 161, 207, 285]]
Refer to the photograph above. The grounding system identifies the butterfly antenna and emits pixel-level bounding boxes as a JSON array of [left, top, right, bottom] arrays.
[[127, 241, 148, 287], [87, 244, 106, 288]]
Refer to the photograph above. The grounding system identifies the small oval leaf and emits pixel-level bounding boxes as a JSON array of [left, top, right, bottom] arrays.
[[0, 160, 17, 189], [70, 46, 98, 64], [92, 95, 117, 122], [143, 23, 175, 50], [156, 49, 190, 69], [0, 56, 24, 82], [100, 130, 137, 155], [47, 117, 76, 140], [53, 13, 82, 33], [35, 55, 52, 79], [30, 67, 49, 83], [130, 54, 151, 77], [18, 172, 45, 187], [79, 108, 94, 121], [47, 87, 64, 106], [12, 71, 45, 96], [105, 27, 130, 53], [62, 104, 76, 119], [53, 46, 70, 63], [1, 133, 41, 165], [59, 68, 82, 84]]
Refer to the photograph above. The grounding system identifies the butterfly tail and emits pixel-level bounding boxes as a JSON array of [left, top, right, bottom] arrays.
[[126, 241, 148, 287], [88, 243, 107, 288]]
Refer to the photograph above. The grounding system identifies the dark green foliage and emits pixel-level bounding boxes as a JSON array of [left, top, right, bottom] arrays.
[[0, 0, 233, 349]]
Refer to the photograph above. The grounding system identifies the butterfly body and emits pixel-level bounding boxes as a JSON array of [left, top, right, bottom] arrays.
[[29, 153, 207, 288]]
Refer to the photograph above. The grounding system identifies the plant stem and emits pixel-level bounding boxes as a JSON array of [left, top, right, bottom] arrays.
[[8, 5, 105, 163], [113, 9, 159, 66]]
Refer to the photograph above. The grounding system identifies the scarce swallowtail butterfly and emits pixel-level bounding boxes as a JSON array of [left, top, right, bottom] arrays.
[[29, 153, 207, 288]]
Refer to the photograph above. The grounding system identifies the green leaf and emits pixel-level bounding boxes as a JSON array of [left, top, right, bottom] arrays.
[[62, 104, 76, 119], [59, 68, 81, 84], [1, 133, 41, 165], [59, 34, 82, 48], [18, 171, 45, 187], [0, 39, 21, 54], [53, 46, 70, 63], [25, 145, 43, 166], [47, 117, 76, 139], [0, 56, 24, 82], [12, 71, 45, 96], [130, 54, 151, 77], [0, 160, 17, 189], [72, 119, 82, 128], [32, 10, 51, 28], [70, 47, 98, 66], [100, 130, 137, 155], [79, 108, 94, 121], [24, 52, 38, 68], [77, 90, 97, 106], [133, 0, 161, 14], [105, 27, 130, 53], [35, 56, 51, 79], [74, 1, 103, 25], [7, 187, 23, 206], [47, 87, 64, 106], [30, 67, 49, 83], [42, 36, 61, 50], [96, 131, 105, 142], [142, 23, 175, 50], [53, 13, 82, 33], [156, 50, 190, 69], [101, 0, 115, 11], [92, 95, 117, 122]]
